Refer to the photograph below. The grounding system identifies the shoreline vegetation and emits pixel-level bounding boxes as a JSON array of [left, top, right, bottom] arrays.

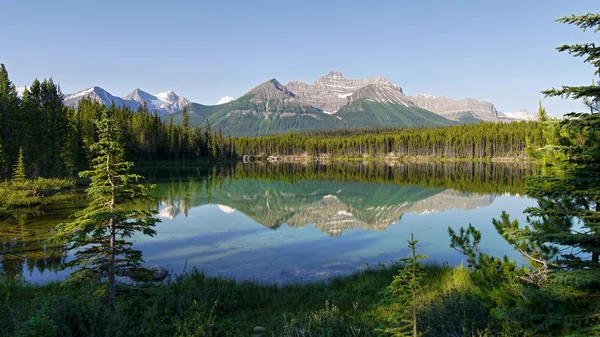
[[1, 262, 495, 337], [0, 178, 74, 219], [241, 152, 533, 164]]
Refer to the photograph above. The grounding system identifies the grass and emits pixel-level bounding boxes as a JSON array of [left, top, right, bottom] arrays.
[[0, 263, 512, 337], [0, 178, 74, 218]]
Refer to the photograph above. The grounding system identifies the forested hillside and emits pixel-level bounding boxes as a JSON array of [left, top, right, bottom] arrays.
[[234, 122, 545, 159], [0, 64, 544, 181]]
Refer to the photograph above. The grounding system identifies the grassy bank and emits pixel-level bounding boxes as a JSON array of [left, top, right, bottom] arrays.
[[0, 178, 74, 219], [0, 263, 513, 337]]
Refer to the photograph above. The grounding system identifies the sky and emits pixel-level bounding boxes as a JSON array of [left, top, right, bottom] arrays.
[[1, 0, 598, 116]]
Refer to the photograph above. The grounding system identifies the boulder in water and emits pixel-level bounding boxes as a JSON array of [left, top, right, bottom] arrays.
[[127, 265, 169, 282]]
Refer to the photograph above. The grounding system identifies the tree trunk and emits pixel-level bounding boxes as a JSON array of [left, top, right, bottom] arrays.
[[108, 217, 116, 309], [412, 290, 417, 337], [594, 202, 600, 264], [107, 151, 116, 309]]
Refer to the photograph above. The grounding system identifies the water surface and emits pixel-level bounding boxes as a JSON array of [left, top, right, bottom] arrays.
[[0, 162, 536, 283]]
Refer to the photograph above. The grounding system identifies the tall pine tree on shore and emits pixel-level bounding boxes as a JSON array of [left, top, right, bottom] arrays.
[[56, 109, 159, 308], [450, 12, 600, 335]]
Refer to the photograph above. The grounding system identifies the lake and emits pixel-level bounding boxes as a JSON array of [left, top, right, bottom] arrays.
[[0, 161, 537, 283]]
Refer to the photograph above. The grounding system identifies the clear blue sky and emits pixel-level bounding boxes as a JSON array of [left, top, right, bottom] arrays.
[[1, 0, 598, 116]]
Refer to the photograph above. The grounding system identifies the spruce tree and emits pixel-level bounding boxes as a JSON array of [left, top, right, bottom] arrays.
[[450, 13, 600, 335], [0, 142, 6, 180], [56, 109, 159, 308], [12, 147, 26, 182], [378, 234, 427, 337]]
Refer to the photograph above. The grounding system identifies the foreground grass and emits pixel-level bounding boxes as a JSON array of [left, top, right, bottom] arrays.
[[0, 263, 515, 337]]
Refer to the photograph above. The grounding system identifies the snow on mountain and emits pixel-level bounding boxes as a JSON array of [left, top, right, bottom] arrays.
[[125, 89, 190, 116], [15, 86, 27, 97], [216, 96, 234, 105], [64, 86, 141, 110], [500, 109, 537, 121]]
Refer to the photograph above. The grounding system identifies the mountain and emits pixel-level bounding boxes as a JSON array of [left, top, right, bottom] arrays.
[[499, 109, 537, 122], [63, 86, 141, 110], [180, 79, 345, 136], [408, 94, 499, 123], [216, 96, 234, 105], [334, 83, 454, 127], [286, 71, 406, 113], [124, 89, 190, 115], [175, 73, 456, 136], [62, 70, 511, 135], [15, 86, 27, 98]]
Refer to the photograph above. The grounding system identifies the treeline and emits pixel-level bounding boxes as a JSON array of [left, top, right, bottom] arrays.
[[1, 63, 545, 181], [141, 161, 535, 199], [0, 64, 234, 179], [234, 122, 545, 159]]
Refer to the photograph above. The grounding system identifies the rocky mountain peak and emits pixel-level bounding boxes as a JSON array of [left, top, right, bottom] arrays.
[[246, 79, 296, 103], [408, 94, 498, 122], [324, 70, 344, 80], [249, 79, 295, 97]]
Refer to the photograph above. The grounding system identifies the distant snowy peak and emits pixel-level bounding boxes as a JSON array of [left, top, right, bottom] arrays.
[[216, 96, 234, 105], [15, 86, 27, 97], [153, 90, 191, 114], [500, 109, 538, 121], [64, 86, 141, 111], [123, 89, 190, 115]]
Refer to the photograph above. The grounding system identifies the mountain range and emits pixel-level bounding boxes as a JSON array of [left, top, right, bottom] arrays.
[[58, 71, 537, 136], [62, 87, 190, 116]]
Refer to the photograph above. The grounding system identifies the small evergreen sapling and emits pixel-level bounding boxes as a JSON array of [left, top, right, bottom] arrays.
[[378, 234, 427, 337]]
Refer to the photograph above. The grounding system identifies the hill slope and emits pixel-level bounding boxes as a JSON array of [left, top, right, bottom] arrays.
[[169, 78, 455, 136]]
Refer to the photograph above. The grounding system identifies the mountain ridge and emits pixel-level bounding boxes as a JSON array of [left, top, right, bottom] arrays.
[[59, 70, 535, 136]]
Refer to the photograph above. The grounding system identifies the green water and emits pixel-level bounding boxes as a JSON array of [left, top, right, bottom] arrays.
[[0, 161, 536, 283]]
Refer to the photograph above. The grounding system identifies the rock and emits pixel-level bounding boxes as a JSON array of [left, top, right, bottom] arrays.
[[286, 71, 405, 113], [127, 265, 169, 282], [252, 326, 265, 337], [408, 94, 499, 122]]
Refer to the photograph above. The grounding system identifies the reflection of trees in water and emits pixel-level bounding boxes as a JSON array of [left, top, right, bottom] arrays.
[[0, 215, 66, 280], [146, 162, 533, 235], [0, 193, 85, 280]]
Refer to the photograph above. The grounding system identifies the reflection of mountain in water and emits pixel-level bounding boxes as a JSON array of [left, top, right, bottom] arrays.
[[155, 179, 496, 237]]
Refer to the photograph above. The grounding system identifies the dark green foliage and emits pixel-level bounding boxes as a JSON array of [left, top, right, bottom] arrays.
[[0, 142, 6, 180], [15, 303, 57, 337], [234, 121, 544, 159], [0, 178, 74, 219], [377, 234, 427, 337], [0, 263, 496, 337], [55, 109, 159, 308], [449, 12, 600, 336], [12, 147, 26, 182], [449, 218, 588, 335]]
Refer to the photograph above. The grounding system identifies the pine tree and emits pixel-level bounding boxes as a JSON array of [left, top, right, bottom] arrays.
[[12, 147, 26, 182], [450, 13, 600, 335], [378, 234, 427, 337], [204, 119, 211, 156], [0, 141, 6, 180], [180, 106, 191, 160], [56, 109, 159, 308]]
